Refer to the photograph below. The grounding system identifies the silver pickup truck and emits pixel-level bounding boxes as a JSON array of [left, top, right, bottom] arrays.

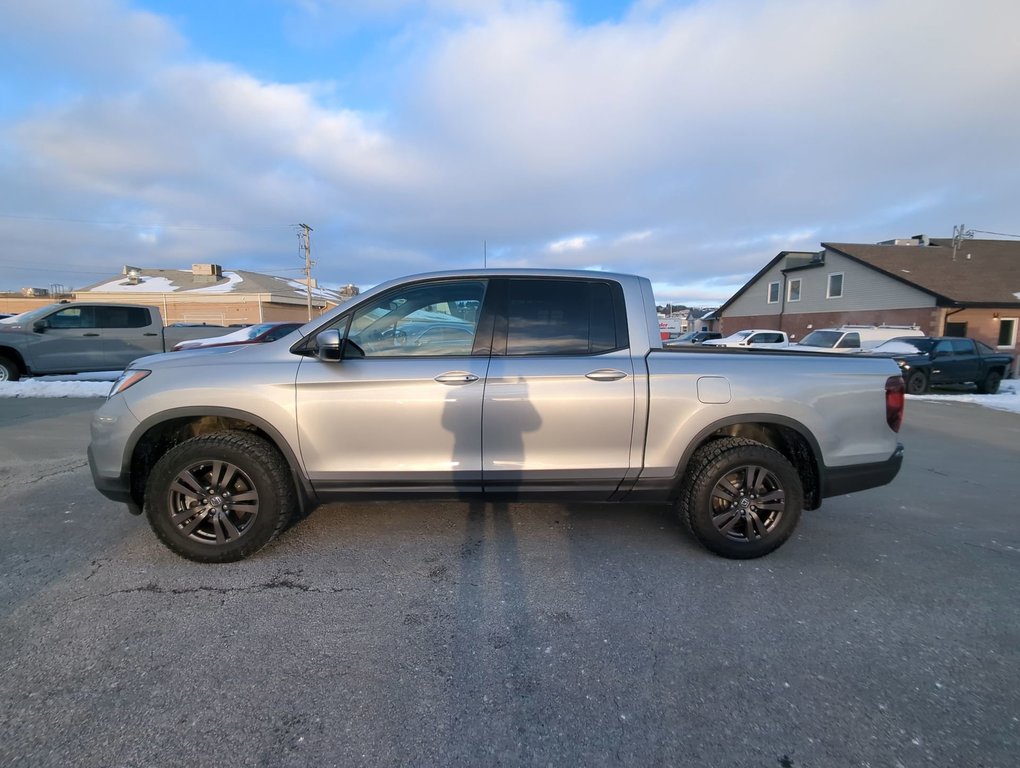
[[0, 303, 226, 381], [88, 269, 906, 563]]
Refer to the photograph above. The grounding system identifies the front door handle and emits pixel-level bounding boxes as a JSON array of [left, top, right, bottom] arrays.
[[435, 371, 479, 385], [82, 333, 100, 337], [585, 368, 628, 382]]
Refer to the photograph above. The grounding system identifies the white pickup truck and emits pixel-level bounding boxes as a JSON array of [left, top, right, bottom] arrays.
[[88, 269, 905, 563], [0, 303, 226, 381], [701, 329, 791, 349]]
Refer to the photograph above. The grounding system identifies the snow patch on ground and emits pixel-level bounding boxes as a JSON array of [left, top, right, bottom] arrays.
[[0, 371, 118, 398], [908, 380, 1020, 414]]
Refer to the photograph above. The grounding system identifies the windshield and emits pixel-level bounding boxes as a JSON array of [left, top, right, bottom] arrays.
[[0, 306, 55, 325], [870, 338, 934, 354], [797, 330, 842, 348]]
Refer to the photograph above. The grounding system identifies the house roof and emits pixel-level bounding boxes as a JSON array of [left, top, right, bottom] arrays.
[[719, 237, 1020, 313], [79, 268, 342, 303], [823, 238, 1020, 307]]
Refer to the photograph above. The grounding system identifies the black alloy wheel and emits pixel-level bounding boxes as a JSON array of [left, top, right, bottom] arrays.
[[144, 431, 295, 562], [678, 438, 803, 559]]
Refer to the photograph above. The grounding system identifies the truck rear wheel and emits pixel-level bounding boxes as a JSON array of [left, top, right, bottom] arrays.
[[0, 356, 20, 382], [677, 438, 803, 559], [144, 431, 296, 563], [977, 371, 1002, 395]]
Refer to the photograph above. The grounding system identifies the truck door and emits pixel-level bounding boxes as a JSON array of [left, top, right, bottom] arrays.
[[950, 339, 982, 383], [481, 278, 635, 498], [100, 306, 161, 368], [30, 305, 104, 373], [295, 279, 489, 496]]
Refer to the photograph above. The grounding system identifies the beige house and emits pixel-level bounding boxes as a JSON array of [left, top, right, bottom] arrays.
[[718, 236, 1020, 355], [0, 264, 357, 325]]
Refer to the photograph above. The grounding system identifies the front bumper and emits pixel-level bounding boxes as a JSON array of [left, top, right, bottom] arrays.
[[88, 395, 142, 512], [821, 444, 904, 498]]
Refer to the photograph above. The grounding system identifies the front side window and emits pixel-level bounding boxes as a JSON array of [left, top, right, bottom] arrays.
[[345, 280, 485, 357], [505, 279, 626, 356], [827, 273, 844, 299], [47, 306, 98, 329], [787, 279, 801, 302], [836, 333, 860, 349], [767, 282, 780, 304]]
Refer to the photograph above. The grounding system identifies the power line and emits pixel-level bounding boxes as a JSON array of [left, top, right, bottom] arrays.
[[969, 229, 1020, 239]]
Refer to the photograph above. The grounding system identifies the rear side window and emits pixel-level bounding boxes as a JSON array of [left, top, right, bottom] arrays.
[[99, 306, 150, 328], [504, 279, 628, 356]]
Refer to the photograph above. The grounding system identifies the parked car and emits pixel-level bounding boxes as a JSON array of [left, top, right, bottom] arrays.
[[0, 303, 227, 381], [701, 330, 790, 349], [795, 325, 923, 353], [664, 330, 722, 346], [863, 336, 1013, 394], [172, 322, 305, 352], [89, 268, 904, 564]]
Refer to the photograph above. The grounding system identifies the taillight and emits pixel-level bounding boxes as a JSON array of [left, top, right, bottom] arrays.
[[885, 375, 905, 432]]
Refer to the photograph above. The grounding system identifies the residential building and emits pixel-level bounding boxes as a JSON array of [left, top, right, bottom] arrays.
[[0, 264, 348, 324], [718, 236, 1020, 354]]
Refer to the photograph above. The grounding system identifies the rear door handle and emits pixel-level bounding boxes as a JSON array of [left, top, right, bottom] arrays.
[[143, 332, 159, 337], [83, 333, 100, 337], [435, 371, 479, 385], [585, 368, 627, 382]]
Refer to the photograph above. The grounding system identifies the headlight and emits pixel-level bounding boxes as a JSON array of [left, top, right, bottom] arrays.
[[109, 369, 151, 398]]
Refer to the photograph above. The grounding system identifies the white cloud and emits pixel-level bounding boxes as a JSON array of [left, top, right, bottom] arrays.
[[2, 0, 1020, 301], [548, 235, 595, 253]]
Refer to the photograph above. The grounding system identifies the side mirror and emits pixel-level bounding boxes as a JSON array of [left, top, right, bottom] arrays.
[[315, 330, 343, 362], [32, 319, 48, 334]]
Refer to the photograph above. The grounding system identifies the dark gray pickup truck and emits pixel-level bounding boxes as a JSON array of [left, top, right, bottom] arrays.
[[0, 303, 225, 381]]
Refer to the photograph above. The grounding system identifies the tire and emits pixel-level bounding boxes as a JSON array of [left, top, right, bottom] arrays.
[[977, 371, 1002, 395], [144, 431, 296, 563], [677, 438, 803, 559], [905, 371, 928, 395], [0, 356, 20, 382]]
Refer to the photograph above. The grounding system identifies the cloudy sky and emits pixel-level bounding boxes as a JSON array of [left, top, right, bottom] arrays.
[[1, 0, 1018, 304]]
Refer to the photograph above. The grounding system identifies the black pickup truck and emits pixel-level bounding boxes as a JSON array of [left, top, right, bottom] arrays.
[[865, 336, 1014, 395]]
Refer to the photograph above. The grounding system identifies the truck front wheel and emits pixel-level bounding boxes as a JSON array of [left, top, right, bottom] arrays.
[[677, 438, 803, 559], [905, 371, 928, 395], [143, 431, 296, 563], [0, 356, 20, 382]]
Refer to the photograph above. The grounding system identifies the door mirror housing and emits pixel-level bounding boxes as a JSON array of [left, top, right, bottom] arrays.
[[315, 330, 343, 362], [32, 319, 48, 334]]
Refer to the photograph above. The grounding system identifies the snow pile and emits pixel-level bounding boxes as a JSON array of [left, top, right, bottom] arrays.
[[909, 380, 1020, 414], [0, 371, 117, 398]]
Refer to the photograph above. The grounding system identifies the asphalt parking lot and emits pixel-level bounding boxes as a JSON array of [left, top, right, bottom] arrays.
[[1, 397, 1018, 767]]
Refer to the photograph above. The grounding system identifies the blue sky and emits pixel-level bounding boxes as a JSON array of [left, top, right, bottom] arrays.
[[1, 0, 1019, 304]]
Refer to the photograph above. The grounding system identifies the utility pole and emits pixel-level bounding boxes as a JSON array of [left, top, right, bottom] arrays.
[[297, 223, 314, 320]]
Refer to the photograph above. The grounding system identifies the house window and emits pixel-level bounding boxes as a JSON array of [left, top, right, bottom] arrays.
[[998, 318, 1018, 348], [767, 281, 780, 304], [827, 272, 844, 299], [787, 278, 801, 302]]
